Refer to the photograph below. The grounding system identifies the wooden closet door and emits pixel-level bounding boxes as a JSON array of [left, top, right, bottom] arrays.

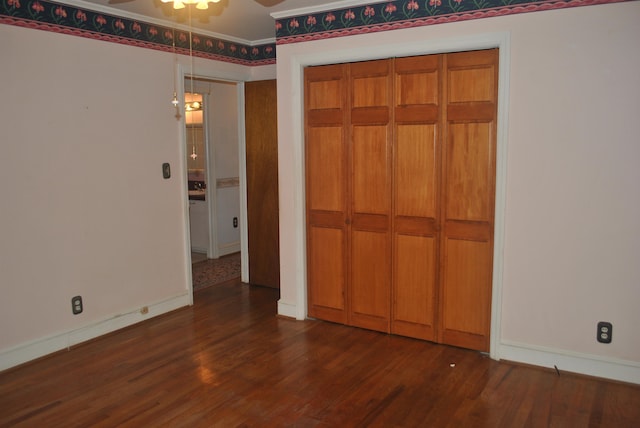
[[391, 55, 442, 341], [305, 64, 349, 324], [439, 49, 498, 352], [349, 60, 393, 333], [245, 80, 280, 289], [305, 50, 498, 352]]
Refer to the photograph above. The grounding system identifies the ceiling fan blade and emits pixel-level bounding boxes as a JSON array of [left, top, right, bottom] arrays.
[[254, 0, 285, 6], [108, 0, 136, 4]]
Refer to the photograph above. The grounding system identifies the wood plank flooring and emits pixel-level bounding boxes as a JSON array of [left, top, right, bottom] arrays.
[[1, 280, 639, 427]]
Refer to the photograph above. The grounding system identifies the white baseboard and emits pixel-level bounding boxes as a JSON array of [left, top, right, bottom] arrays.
[[277, 300, 300, 320], [219, 241, 240, 256], [0, 292, 191, 372], [499, 341, 640, 384]]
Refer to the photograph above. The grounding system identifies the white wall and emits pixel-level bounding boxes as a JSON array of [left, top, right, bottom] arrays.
[[275, 2, 640, 382], [251, 64, 276, 81], [0, 24, 251, 369]]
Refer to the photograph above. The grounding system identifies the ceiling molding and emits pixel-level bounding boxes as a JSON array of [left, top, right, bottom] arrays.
[[270, 0, 374, 19]]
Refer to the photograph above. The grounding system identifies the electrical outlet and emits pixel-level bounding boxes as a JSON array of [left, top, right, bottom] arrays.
[[233, 217, 238, 228], [71, 296, 83, 315], [597, 321, 612, 344]]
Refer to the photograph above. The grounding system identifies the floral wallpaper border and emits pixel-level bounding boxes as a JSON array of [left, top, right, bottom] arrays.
[[275, 0, 633, 44], [0, 0, 276, 66], [2, 0, 634, 63]]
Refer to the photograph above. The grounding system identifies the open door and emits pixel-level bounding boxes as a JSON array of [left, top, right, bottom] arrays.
[[245, 80, 280, 289]]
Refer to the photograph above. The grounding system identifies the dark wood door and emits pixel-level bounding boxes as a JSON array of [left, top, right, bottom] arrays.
[[245, 80, 280, 289]]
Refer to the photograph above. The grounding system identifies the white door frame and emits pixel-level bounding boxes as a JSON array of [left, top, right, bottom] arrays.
[[179, 67, 250, 303]]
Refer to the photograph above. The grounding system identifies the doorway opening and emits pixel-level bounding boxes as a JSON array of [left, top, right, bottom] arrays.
[[183, 76, 243, 293]]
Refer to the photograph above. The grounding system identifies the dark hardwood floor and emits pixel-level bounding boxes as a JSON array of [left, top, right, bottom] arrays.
[[1, 280, 639, 427]]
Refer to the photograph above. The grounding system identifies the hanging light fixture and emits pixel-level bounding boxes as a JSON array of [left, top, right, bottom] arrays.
[[170, 28, 180, 109], [161, 0, 220, 10], [187, 6, 198, 161], [185, 100, 203, 111]]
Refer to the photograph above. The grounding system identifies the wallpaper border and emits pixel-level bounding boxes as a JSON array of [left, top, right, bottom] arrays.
[[0, 0, 276, 66], [2, 0, 635, 64], [275, 0, 632, 44]]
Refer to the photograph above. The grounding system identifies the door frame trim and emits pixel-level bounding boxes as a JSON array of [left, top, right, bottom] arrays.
[[179, 68, 251, 303], [281, 31, 510, 360]]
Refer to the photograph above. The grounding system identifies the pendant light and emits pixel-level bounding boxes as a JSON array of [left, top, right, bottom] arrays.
[[188, 6, 198, 161], [171, 28, 180, 112]]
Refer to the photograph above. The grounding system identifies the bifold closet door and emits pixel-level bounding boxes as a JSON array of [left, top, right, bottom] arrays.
[[439, 49, 498, 352], [305, 64, 349, 325], [391, 54, 442, 341], [305, 49, 498, 352], [349, 60, 392, 333], [305, 60, 393, 332]]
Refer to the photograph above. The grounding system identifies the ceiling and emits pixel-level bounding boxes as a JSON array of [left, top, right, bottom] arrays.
[[80, 0, 348, 43]]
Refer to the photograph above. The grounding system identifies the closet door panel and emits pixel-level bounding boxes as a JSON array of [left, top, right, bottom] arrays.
[[351, 230, 390, 332], [395, 54, 439, 106], [306, 64, 344, 110], [445, 122, 493, 222], [441, 237, 492, 350], [348, 59, 392, 331], [392, 234, 437, 340], [307, 127, 345, 213], [391, 55, 441, 340], [447, 50, 496, 104], [392, 124, 439, 340], [305, 64, 349, 322], [352, 125, 389, 215], [306, 126, 347, 323], [307, 226, 347, 323], [439, 49, 497, 352], [395, 124, 437, 218], [352, 60, 391, 108]]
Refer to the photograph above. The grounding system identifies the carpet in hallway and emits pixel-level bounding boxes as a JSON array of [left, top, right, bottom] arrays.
[[192, 252, 241, 292]]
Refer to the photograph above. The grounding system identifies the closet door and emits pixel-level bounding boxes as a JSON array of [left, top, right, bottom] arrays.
[[439, 49, 498, 352], [305, 50, 498, 352], [349, 60, 393, 333], [305, 64, 349, 324], [391, 55, 442, 341]]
